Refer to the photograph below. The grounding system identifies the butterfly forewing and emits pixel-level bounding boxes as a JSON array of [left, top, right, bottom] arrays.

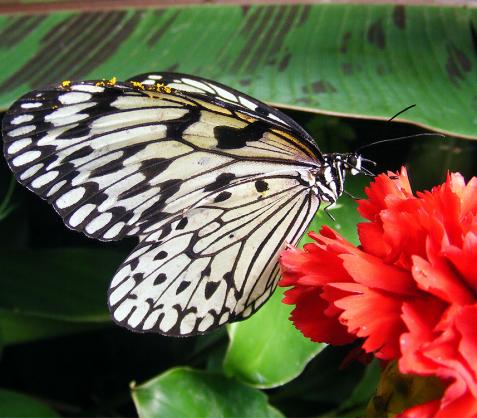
[[2, 74, 323, 335], [128, 72, 321, 153]]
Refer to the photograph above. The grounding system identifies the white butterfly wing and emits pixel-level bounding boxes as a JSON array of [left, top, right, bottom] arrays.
[[3, 80, 319, 241], [2, 75, 322, 335], [109, 172, 318, 335], [128, 72, 319, 147]]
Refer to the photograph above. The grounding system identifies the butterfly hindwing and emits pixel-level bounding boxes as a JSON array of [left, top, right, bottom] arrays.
[[108, 171, 318, 335]]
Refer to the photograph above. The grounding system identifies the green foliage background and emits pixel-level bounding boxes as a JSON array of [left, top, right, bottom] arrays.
[[0, 2, 476, 417]]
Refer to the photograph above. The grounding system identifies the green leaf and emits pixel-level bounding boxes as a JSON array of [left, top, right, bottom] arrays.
[[0, 177, 16, 222], [223, 288, 324, 389], [0, 5, 476, 138], [223, 174, 368, 388], [0, 312, 106, 345], [131, 367, 284, 418], [0, 248, 124, 321], [334, 359, 381, 416], [0, 388, 59, 417]]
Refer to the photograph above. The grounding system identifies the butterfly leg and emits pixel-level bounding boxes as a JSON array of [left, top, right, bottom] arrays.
[[323, 202, 336, 221]]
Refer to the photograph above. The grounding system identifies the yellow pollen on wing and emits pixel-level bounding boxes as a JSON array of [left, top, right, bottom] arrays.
[[131, 81, 145, 90], [155, 83, 172, 94]]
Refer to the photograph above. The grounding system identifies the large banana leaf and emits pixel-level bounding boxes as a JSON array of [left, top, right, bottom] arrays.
[[0, 4, 476, 138]]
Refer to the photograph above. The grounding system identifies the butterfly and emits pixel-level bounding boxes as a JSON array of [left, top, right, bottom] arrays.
[[2, 72, 366, 336]]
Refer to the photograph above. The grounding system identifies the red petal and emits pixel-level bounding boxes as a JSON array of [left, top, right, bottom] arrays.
[[458, 176, 477, 215], [331, 282, 405, 359], [400, 304, 477, 417], [358, 167, 412, 221], [443, 232, 477, 293], [358, 222, 391, 259], [286, 286, 355, 345], [411, 254, 474, 305], [340, 252, 416, 295], [398, 400, 440, 418]]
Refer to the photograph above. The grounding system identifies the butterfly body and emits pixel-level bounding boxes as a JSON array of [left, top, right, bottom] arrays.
[[2, 73, 362, 336]]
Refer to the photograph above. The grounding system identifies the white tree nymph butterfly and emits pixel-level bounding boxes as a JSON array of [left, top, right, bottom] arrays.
[[2, 73, 365, 336]]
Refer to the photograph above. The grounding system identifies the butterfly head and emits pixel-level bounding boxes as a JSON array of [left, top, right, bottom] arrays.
[[310, 153, 371, 204]]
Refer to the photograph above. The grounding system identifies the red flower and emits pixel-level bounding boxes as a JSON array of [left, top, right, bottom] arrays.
[[279, 168, 477, 417]]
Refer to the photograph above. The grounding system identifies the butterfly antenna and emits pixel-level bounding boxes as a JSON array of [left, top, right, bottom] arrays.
[[356, 133, 446, 154], [388, 104, 416, 122]]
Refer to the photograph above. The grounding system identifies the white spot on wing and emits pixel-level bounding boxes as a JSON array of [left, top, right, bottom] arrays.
[[239, 96, 258, 110], [72, 84, 105, 93], [142, 310, 161, 330], [56, 187, 86, 209], [127, 303, 150, 328], [12, 150, 41, 166], [47, 113, 89, 126], [103, 222, 125, 239], [167, 82, 202, 93], [7, 138, 32, 154], [110, 279, 135, 306], [11, 114, 34, 125], [182, 78, 215, 94], [58, 92, 92, 105], [69, 203, 95, 227], [214, 85, 237, 101], [180, 313, 197, 334], [47, 180, 67, 197], [31, 171, 59, 188], [160, 309, 178, 332], [198, 314, 215, 332], [8, 125, 36, 137], [110, 265, 131, 288], [21, 102, 42, 109], [268, 113, 286, 124], [44, 102, 94, 122], [20, 163, 43, 180], [85, 212, 113, 234]]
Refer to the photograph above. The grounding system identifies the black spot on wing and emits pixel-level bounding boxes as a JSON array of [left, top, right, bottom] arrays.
[[201, 265, 211, 278], [176, 217, 188, 230], [62, 145, 95, 163], [255, 179, 269, 192], [176, 281, 191, 294], [154, 273, 167, 285], [133, 273, 144, 283], [90, 158, 124, 178], [214, 191, 232, 203], [223, 271, 233, 286], [214, 121, 269, 149], [139, 158, 174, 178], [139, 179, 182, 220], [165, 109, 200, 139], [154, 251, 168, 260], [205, 281, 220, 299], [204, 172, 236, 192]]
